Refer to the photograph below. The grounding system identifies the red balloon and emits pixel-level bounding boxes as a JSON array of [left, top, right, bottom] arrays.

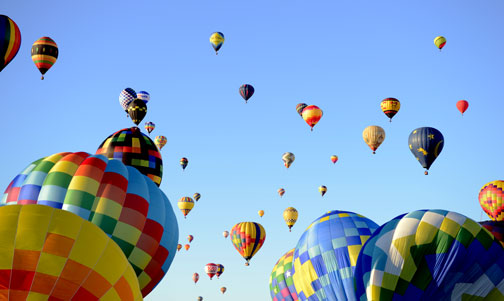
[[456, 100, 469, 116]]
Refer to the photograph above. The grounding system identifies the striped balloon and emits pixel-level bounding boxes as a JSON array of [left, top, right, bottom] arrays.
[[137, 91, 150, 104], [31, 36, 58, 79], [177, 196, 194, 218], [0, 15, 21, 72], [380, 97, 401, 122], [205, 263, 218, 279], [180, 157, 188, 170], [296, 103, 308, 117], [209, 32, 225, 54], [239, 84, 255, 103], [270, 249, 298, 301], [193, 192, 201, 202], [278, 188, 285, 197], [301, 105, 323, 131], [230, 222, 266, 266], [1, 152, 179, 297], [145, 121, 155, 134]]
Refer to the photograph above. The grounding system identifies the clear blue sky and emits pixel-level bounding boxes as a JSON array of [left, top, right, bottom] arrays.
[[2, 1, 504, 300]]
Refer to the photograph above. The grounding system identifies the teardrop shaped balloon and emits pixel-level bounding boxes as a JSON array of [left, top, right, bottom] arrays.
[[0, 15, 21, 72], [456, 100, 469, 116], [230, 222, 266, 265], [177, 244, 182, 251], [205, 263, 218, 279], [301, 105, 323, 131], [180, 157, 188, 170], [330, 155, 338, 164], [318, 185, 327, 197], [282, 152, 295, 168], [216, 264, 224, 278], [278, 188, 285, 198], [479, 180, 504, 221], [220, 287, 227, 294], [193, 192, 201, 202], [31, 37, 58, 79], [193, 273, 199, 284], [380, 97, 400, 122], [187, 235, 194, 243], [408, 127, 444, 175], [223, 230, 229, 239], [209, 32, 225, 54], [258, 210, 265, 218], [283, 207, 298, 232], [119, 88, 137, 113], [145, 121, 155, 134], [363, 125, 385, 154], [137, 91, 150, 104], [239, 84, 255, 103], [197, 297, 203, 301], [154, 135, 167, 150], [178, 197, 195, 219], [184, 244, 190, 251], [127, 98, 147, 125], [296, 103, 308, 117], [434, 35, 446, 50]]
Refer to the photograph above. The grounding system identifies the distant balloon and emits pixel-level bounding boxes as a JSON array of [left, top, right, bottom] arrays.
[[282, 152, 295, 168], [363, 125, 385, 154], [318, 185, 327, 197], [154, 135, 167, 150], [184, 244, 190, 251], [209, 32, 225, 54], [408, 127, 444, 175], [258, 210, 265, 218], [216, 264, 224, 278], [330, 155, 338, 164], [187, 235, 194, 243], [177, 244, 182, 251], [127, 98, 147, 125], [296, 103, 308, 117], [178, 197, 195, 219], [220, 287, 227, 294], [301, 105, 323, 131], [456, 100, 469, 116], [205, 263, 218, 280], [193, 273, 200, 284], [31, 37, 58, 80], [283, 207, 298, 232], [434, 35, 446, 50], [145, 121, 155, 134], [230, 222, 266, 265], [270, 249, 298, 301], [137, 91, 150, 104], [180, 157, 188, 171], [239, 84, 255, 103], [0, 15, 21, 72], [119, 88, 137, 113], [278, 188, 285, 198], [380, 97, 401, 122], [479, 180, 504, 221], [197, 297, 203, 301], [193, 192, 201, 202], [223, 230, 229, 239]]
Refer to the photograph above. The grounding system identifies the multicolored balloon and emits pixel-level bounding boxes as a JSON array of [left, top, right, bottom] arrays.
[[318, 185, 327, 197], [177, 197, 194, 219], [258, 210, 265, 218], [137, 91, 150, 104], [154, 135, 167, 150], [301, 105, 323, 131], [127, 98, 148, 125], [278, 188, 285, 198], [239, 84, 255, 103], [330, 155, 338, 164], [292, 211, 379, 300], [270, 249, 298, 301], [119, 88, 137, 113], [216, 264, 224, 278], [184, 244, 190, 251], [355, 210, 504, 300], [296, 103, 308, 117], [380, 97, 401, 122], [456, 100, 469, 116], [193, 192, 201, 202], [408, 127, 444, 175], [479, 180, 504, 221], [282, 152, 295, 168], [479, 220, 504, 247], [31, 37, 58, 79], [145, 121, 155, 134], [187, 235, 194, 243], [0, 205, 142, 300], [283, 207, 298, 232], [434, 35, 446, 50], [205, 263, 218, 279], [223, 230, 229, 239], [363, 125, 385, 154], [0, 15, 21, 72], [96, 127, 163, 186], [180, 157, 188, 171], [230, 222, 266, 266], [1, 151, 179, 297], [193, 273, 199, 284], [209, 32, 225, 54]]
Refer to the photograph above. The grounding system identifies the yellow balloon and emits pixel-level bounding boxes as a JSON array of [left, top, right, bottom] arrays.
[[178, 197, 195, 219], [363, 126, 385, 154], [258, 210, 265, 217], [283, 207, 298, 232], [434, 36, 446, 50]]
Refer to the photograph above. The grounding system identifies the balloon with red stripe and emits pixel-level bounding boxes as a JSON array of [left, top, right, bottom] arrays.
[[239, 84, 255, 103], [31, 36, 58, 79], [301, 105, 323, 131], [230, 221, 266, 266], [0, 15, 21, 72]]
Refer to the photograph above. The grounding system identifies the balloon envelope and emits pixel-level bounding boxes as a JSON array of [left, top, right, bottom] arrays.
[[127, 99, 148, 126], [278, 188, 285, 197], [330, 155, 338, 164], [154, 135, 167, 150], [239, 84, 255, 103], [296, 103, 308, 117], [270, 249, 298, 301], [145, 121, 155, 134], [434, 36, 446, 50], [363, 125, 385, 154], [180, 157, 188, 170], [119, 88, 137, 112], [301, 105, 323, 131], [479, 180, 504, 221], [209, 32, 225, 54], [318, 185, 327, 197], [137, 91, 150, 104], [283, 207, 298, 231], [456, 100, 469, 115], [31, 37, 58, 79], [408, 127, 444, 173], [0, 15, 21, 72], [380, 97, 401, 121], [230, 222, 266, 265], [282, 152, 295, 168], [178, 197, 194, 218], [205, 263, 218, 279]]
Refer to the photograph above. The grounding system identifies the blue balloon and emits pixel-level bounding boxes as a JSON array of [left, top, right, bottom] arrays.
[[408, 127, 444, 174]]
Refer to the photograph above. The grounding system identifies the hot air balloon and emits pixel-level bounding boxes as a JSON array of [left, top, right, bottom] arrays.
[[301, 105, 323, 131], [0, 15, 21, 72], [239, 84, 255, 103], [0, 205, 143, 300], [31, 37, 58, 79], [318, 185, 327, 197], [278, 188, 285, 198], [223, 230, 229, 239], [177, 244, 182, 251], [408, 127, 444, 175], [209, 32, 225, 54], [119, 88, 137, 113], [180, 157, 188, 171], [380, 97, 401, 122], [270, 249, 298, 301], [96, 127, 163, 186], [479, 180, 504, 221], [187, 235, 194, 243], [205, 263, 218, 279], [292, 211, 379, 300], [330, 155, 338, 164], [283, 207, 298, 232], [193, 192, 201, 202], [456, 100, 469, 116], [185, 244, 190, 251], [137, 91, 150, 104], [230, 222, 266, 266], [145, 121, 155, 134], [216, 264, 224, 278], [2, 151, 179, 297], [363, 125, 385, 154], [282, 152, 295, 168], [434, 35, 446, 51], [258, 210, 265, 218], [154, 135, 167, 150], [355, 209, 504, 301], [220, 287, 227, 294], [178, 197, 194, 219], [296, 103, 308, 117], [127, 98, 147, 126], [197, 297, 203, 301], [479, 220, 504, 247], [193, 273, 199, 284]]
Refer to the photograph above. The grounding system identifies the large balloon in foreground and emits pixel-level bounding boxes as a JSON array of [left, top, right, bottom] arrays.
[[380, 97, 401, 122], [145, 121, 155, 134], [296, 103, 308, 117], [363, 125, 385, 154], [479, 180, 504, 221], [301, 105, 323, 131], [408, 127, 444, 175], [270, 249, 298, 301], [355, 209, 504, 300], [282, 152, 295, 169], [1, 152, 179, 297], [456, 100, 469, 116], [0, 205, 143, 300], [154, 135, 167, 150], [434, 35, 446, 50], [178, 197, 194, 218], [128, 98, 148, 126], [209, 32, 225, 54], [31, 37, 58, 79], [0, 15, 21, 72], [330, 155, 338, 164], [230, 222, 266, 266], [292, 210, 379, 300], [119, 88, 137, 113], [239, 84, 255, 103], [283, 207, 298, 232]]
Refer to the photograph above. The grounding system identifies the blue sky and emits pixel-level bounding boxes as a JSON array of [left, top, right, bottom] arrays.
[[2, 0, 504, 300]]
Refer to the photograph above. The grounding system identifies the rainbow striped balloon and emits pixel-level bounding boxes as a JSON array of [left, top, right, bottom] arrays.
[[230, 222, 266, 265], [31, 36, 58, 79], [0, 15, 21, 72]]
